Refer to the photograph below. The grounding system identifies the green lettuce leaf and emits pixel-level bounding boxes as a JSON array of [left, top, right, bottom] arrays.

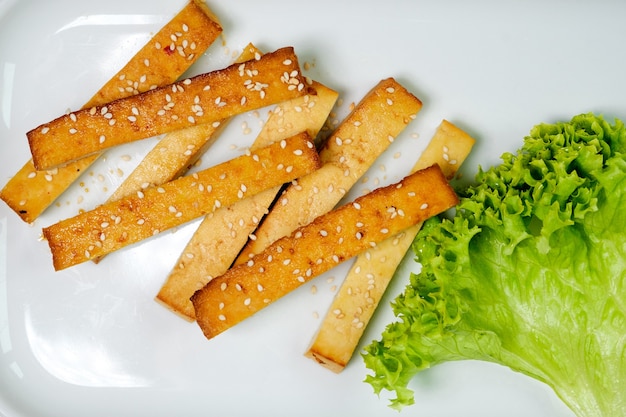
[[363, 113, 626, 416]]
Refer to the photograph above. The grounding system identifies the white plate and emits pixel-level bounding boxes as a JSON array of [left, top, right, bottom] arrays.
[[1, 1, 624, 416]]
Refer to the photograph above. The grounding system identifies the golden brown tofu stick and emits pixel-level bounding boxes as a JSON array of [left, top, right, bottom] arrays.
[[191, 164, 459, 340], [305, 120, 476, 372], [234, 78, 422, 265], [0, 0, 223, 222], [28, 47, 310, 170], [43, 132, 321, 270], [156, 81, 339, 320]]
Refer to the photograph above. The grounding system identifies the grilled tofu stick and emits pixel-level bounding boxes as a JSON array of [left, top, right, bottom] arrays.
[[0, 0, 223, 222], [305, 120, 475, 372], [234, 78, 422, 265], [42, 133, 321, 270], [191, 164, 459, 339], [156, 81, 338, 320], [28, 47, 311, 170]]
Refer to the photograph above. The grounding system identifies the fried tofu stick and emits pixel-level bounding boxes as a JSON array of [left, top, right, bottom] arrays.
[[191, 164, 459, 339], [156, 80, 339, 320], [234, 78, 422, 266], [0, 0, 223, 222], [28, 47, 310, 170], [305, 119, 476, 372], [43, 132, 321, 270]]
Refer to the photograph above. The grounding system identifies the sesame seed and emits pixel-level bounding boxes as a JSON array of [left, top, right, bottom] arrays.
[[220, 282, 227, 291], [218, 314, 226, 321], [69, 128, 77, 134], [420, 203, 429, 210], [244, 298, 251, 306]]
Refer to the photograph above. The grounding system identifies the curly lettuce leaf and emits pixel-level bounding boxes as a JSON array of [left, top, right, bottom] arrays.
[[363, 113, 626, 416]]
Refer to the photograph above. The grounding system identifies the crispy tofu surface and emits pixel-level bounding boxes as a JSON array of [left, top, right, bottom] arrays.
[[156, 80, 339, 320], [234, 78, 422, 265], [305, 119, 476, 372], [28, 47, 310, 170], [43, 132, 320, 270], [191, 164, 458, 339], [0, 0, 223, 222], [105, 44, 263, 204]]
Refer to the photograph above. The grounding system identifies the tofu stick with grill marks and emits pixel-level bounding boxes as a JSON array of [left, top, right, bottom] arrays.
[[305, 119, 476, 372], [234, 78, 422, 266], [191, 164, 459, 340], [28, 47, 310, 170], [0, 0, 223, 222], [42, 132, 321, 270], [156, 80, 339, 320]]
